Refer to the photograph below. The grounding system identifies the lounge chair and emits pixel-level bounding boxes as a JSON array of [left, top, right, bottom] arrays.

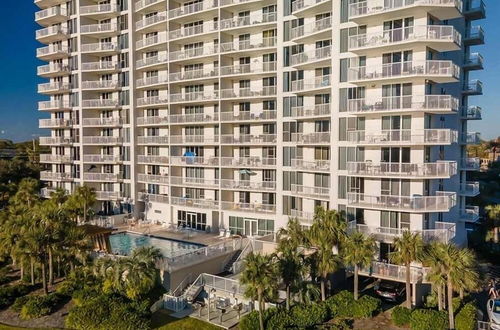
[[218, 229, 226, 239]]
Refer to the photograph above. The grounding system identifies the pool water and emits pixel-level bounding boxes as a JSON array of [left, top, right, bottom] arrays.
[[109, 232, 202, 258]]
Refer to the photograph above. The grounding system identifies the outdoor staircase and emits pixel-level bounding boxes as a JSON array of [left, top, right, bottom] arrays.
[[223, 250, 243, 273]]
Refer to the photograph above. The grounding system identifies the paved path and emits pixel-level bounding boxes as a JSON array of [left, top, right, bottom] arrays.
[[353, 310, 408, 330]]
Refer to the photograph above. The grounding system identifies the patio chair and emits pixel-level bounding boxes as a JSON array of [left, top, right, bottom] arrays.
[[218, 229, 226, 239]]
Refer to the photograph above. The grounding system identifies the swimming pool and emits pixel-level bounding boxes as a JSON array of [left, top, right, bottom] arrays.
[[109, 232, 203, 258]]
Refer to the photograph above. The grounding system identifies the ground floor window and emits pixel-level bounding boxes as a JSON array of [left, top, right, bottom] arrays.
[[177, 211, 207, 231], [229, 216, 274, 236]]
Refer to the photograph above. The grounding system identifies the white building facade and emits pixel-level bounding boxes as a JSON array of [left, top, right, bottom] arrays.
[[37, 0, 485, 283]]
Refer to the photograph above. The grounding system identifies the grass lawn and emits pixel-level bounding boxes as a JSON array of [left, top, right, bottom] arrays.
[[151, 310, 222, 330]]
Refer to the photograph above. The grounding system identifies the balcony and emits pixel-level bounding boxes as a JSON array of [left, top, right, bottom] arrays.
[[461, 157, 480, 171], [461, 206, 480, 223], [291, 0, 330, 14], [38, 63, 70, 77], [80, 3, 118, 16], [136, 75, 169, 88], [348, 60, 459, 84], [289, 104, 331, 119], [219, 37, 277, 53], [461, 105, 482, 120], [290, 47, 331, 68], [220, 179, 276, 191], [136, 33, 168, 50], [136, 55, 169, 70], [39, 118, 73, 128], [36, 45, 69, 60], [137, 96, 168, 107], [82, 136, 124, 145], [96, 191, 124, 200], [34, 0, 67, 9], [464, 52, 484, 70], [83, 154, 124, 163], [347, 220, 456, 244], [171, 197, 219, 210], [138, 174, 169, 185], [82, 117, 124, 127], [347, 161, 457, 179], [170, 91, 218, 103], [348, 95, 458, 115], [220, 62, 276, 77], [290, 17, 332, 41], [80, 23, 118, 36], [40, 154, 73, 163], [349, 25, 461, 53], [463, 0, 486, 20], [461, 132, 481, 145], [357, 261, 430, 283], [291, 159, 330, 172], [221, 202, 276, 214], [460, 181, 480, 197], [220, 111, 276, 122], [135, 0, 164, 12], [220, 86, 276, 99], [39, 136, 75, 145], [83, 173, 123, 182], [168, 0, 218, 19], [38, 100, 72, 111], [169, 21, 218, 40], [36, 25, 68, 43], [82, 61, 120, 72], [81, 99, 119, 109], [171, 176, 219, 188], [81, 80, 119, 91], [35, 7, 68, 25], [290, 209, 316, 226], [137, 116, 169, 126], [169, 113, 218, 124], [137, 136, 169, 145], [220, 157, 276, 168], [81, 42, 119, 54], [38, 82, 71, 94], [290, 132, 330, 144], [137, 155, 169, 164], [220, 12, 277, 31], [290, 76, 331, 93], [291, 184, 330, 199], [464, 25, 485, 45], [40, 171, 74, 181], [349, 0, 462, 23], [220, 134, 277, 144], [169, 46, 218, 62], [170, 68, 219, 82], [463, 79, 483, 95], [138, 192, 169, 204], [136, 11, 167, 31], [170, 156, 219, 167], [347, 191, 457, 213], [170, 135, 219, 144], [348, 129, 457, 146]]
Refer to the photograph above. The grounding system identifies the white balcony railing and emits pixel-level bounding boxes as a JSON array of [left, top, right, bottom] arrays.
[[136, 11, 167, 30], [348, 129, 457, 145], [169, 21, 218, 40], [220, 111, 276, 122], [170, 156, 219, 166], [461, 206, 480, 223], [290, 104, 331, 118], [290, 209, 316, 225], [37, 45, 69, 58], [357, 261, 430, 283], [347, 192, 457, 212], [170, 91, 218, 103], [38, 100, 72, 111], [169, 68, 219, 82], [137, 155, 169, 164], [349, 0, 462, 18], [170, 135, 219, 144], [82, 136, 124, 144], [83, 172, 122, 182], [82, 61, 119, 71], [36, 25, 68, 40], [83, 154, 124, 163], [39, 118, 72, 128], [81, 80, 119, 90], [82, 117, 123, 126], [220, 37, 277, 53], [168, 0, 218, 19], [220, 86, 276, 99], [460, 181, 480, 196], [220, 134, 277, 144], [291, 184, 330, 198], [139, 192, 169, 204], [81, 23, 117, 34], [169, 113, 218, 123], [291, 132, 331, 144], [220, 157, 276, 168], [95, 191, 123, 200], [291, 159, 330, 171], [40, 171, 74, 181], [136, 116, 169, 126], [349, 25, 461, 50], [137, 136, 169, 144], [170, 176, 219, 187], [81, 42, 118, 53], [35, 6, 68, 21], [290, 16, 332, 39], [292, 0, 330, 12], [138, 174, 169, 184], [348, 95, 458, 114], [347, 161, 457, 178], [39, 136, 75, 145], [136, 33, 168, 49], [38, 82, 72, 93], [461, 157, 480, 171], [136, 75, 169, 87], [169, 46, 218, 61], [220, 62, 277, 76], [80, 3, 118, 15], [40, 154, 73, 163], [170, 196, 219, 209], [81, 99, 119, 108], [220, 179, 276, 191], [220, 12, 277, 30], [137, 96, 168, 107], [290, 46, 331, 66], [135, 0, 163, 11], [221, 202, 276, 214]]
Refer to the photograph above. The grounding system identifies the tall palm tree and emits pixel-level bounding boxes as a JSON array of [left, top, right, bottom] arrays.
[[50, 187, 68, 206], [276, 217, 307, 248], [240, 252, 278, 330], [276, 238, 307, 310], [11, 178, 39, 209], [485, 205, 500, 243], [423, 243, 446, 311], [25, 221, 50, 295], [342, 232, 376, 300], [65, 186, 96, 223], [390, 231, 424, 309]]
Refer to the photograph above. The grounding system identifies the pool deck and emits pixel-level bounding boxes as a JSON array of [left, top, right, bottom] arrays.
[[113, 223, 230, 246]]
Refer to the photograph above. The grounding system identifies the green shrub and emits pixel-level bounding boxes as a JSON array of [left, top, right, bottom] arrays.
[[326, 290, 355, 318], [19, 293, 63, 320], [0, 284, 30, 308], [424, 291, 438, 309], [453, 297, 463, 313], [455, 302, 477, 330], [11, 296, 30, 313], [265, 309, 293, 330], [352, 295, 381, 318], [391, 306, 412, 326], [72, 287, 101, 307], [291, 302, 329, 327], [65, 294, 150, 330], [410, 309, 448, 330], [239, 310, 260, 330]]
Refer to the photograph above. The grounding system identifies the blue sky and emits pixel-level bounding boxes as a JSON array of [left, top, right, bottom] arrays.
[[0, 1, 497, 142]]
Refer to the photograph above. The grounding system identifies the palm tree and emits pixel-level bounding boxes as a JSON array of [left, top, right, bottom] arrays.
[[296, 280, 321, 305], [11, 178, 39, 209], [390, 231, 424, 309], [423, 243, 446, 311], [342, 232, 376, 300], [240, 252, 278, 330], [122, 249, 161, 300], [50, 187, 68, 206], [485, 205, 500, 243], [65, 186, 96, 223], [276, 217, 307, 248], [276, 239, 307, 310], [25, 220, 50, 294]]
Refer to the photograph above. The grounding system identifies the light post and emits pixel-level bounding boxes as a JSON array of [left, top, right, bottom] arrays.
[[207, 288, 216, 321]]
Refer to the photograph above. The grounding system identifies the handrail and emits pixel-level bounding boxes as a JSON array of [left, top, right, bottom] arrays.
[[230, 239, 254, 274]]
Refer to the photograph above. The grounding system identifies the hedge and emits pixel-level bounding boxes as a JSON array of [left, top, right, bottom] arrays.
[[391, 306, 412, 326], [352, 295, 381, 318], [19, 293, 64, 320], [0, 284, 30, 308], [455, 302, 477, 330], [410, 309, 448, 330]]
